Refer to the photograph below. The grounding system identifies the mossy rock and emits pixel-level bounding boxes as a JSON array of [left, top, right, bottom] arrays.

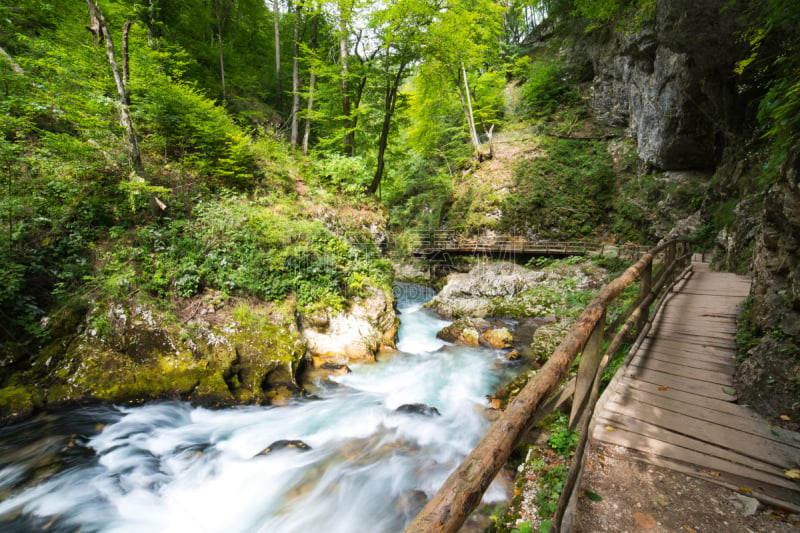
[[25, 296, 307, 411], [0, 385, 37, 420]]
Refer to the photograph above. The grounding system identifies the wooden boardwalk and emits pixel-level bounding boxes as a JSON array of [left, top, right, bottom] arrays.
[[591, 262, 800, 512]]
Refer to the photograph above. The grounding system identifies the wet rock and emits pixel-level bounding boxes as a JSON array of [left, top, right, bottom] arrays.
[[255, 439, 312, 456], [300, 286, 398, 365], [396, 403, 441, 417], [396, 489, 428, 518], [484, 327, 513, 349], [426, 262, 547, 319], [505, 349, 521, 361]]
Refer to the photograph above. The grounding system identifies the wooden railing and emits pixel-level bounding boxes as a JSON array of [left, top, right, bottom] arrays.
[[403, 239, 693, 533], [411, 230, 649, 258]]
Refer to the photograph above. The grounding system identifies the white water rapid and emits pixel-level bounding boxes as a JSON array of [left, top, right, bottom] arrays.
[[0, 284, 518, 532]]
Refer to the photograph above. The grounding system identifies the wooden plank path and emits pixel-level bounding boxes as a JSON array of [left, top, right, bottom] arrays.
[[591, 262, 800, 512]]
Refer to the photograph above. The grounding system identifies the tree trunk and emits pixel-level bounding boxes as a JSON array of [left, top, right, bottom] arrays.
[[302, 14, 318, 154], [460, 61, 482, 156], [85, 0, 144, 176], [290, 2, 301, 146], [217, 15, 227, 102], [0, 45, 24, 75], [368, 61, 406, 196], [340, 30, 353, 156], [274, 0, 282, 109], [122, 20, 133, 95]]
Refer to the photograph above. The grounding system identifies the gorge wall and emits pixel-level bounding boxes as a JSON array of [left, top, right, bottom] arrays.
[[581, 0, 799, 423]]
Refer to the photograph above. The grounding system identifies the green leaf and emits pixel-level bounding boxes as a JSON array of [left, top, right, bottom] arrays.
[[585, 490, 603, 502]]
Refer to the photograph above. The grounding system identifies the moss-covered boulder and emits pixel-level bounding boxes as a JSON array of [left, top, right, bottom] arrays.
[[19, 295, 306, 412]]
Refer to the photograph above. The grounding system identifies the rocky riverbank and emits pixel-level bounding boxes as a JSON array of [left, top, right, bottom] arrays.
[[0, 285, 398, 422]]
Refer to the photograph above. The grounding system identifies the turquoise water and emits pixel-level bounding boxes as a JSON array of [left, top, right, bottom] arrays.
[[0, 284, 517, 532]]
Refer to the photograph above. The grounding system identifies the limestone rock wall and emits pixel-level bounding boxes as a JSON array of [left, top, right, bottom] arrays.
[[586, 0, 746, 170], [739, 144, 800, 421]]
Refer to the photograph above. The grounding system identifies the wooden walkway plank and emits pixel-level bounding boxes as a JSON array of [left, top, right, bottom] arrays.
[[605, 388, 800, 449], [589, 261, 800, 513], [591, 422, 800, 510], [624, 366, 738, 401], [628, 358, 733, 386], [592, 415, 798, 490], [601, 400, 799, 468], [643, 350, 737, 372], [609, 377, 774, 425]]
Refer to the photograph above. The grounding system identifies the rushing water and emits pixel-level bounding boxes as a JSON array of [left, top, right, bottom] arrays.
[[0, 284, 519, 532]]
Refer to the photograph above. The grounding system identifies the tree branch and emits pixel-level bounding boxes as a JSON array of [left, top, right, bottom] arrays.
[[0, 45, 24, 75]]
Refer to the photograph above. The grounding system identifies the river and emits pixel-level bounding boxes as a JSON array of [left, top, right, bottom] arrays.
[[0, 284, 519, 532]]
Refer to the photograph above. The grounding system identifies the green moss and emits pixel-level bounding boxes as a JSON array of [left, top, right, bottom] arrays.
[[0, 385, 36, 419]]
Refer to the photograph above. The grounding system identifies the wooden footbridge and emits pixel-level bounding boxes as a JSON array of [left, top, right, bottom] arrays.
[[403, 240, 800, 533], [411, 230, 648, 259]]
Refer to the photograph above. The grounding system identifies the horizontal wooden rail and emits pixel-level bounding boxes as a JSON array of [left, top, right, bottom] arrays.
[[403, 240, 692, 533], [411, 232, 649, 260]]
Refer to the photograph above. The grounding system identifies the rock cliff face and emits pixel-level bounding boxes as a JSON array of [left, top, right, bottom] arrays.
[[585, 0, 798, 423], [739, 145, 800, 421], [586, 0, 746, 170]]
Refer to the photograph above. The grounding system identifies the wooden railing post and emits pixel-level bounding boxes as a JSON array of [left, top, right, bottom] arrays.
[[569, 311, 606, 430], [636, 261, 652, 336]]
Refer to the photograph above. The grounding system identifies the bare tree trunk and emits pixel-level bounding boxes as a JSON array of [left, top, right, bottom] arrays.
[[290, 2, 301, 146], [217, 15, 227, 102], [274, 0, 282, 109], [122, 20, 133, 96], [302, 14, 318, 154], [85, 0, 144, 176], [460, 61, 482, 156], [340, 29, 353, 156], [368, 61, 406, 196], [0, 45, 23, 75]]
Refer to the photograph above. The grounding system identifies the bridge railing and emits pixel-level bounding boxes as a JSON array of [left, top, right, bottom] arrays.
[[403, 239, 693, 533], [412, 230, 649, 258]]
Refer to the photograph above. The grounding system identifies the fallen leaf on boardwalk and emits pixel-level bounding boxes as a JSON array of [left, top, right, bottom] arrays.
[[780, 414, 791, 421], [605, 426, 615, 431], [706, 471, 721, 478], [585, 491, 603, 502], [632, 512, 656, 528], [658, 386, 669, 391], [722, 387, 737, 396], [785, 469, 800, 479], [705, 346, 716, 350], [654, 496, 668, 506], [771, 429, 780, 437], [598, 454, 606, 461], [682, 526, 697, 533], [738, 487, 753, 493]]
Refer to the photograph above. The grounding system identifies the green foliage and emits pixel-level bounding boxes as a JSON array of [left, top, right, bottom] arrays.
[[501, 137, 615, 238], [313, 154, 372, 196], [521, 58, 576, 117], [572, 0, 656, 34], [737, 0, 800, 176], [93, 196, 390, 313], [135, 78, 258, 188], [546, 413, 580, 456]]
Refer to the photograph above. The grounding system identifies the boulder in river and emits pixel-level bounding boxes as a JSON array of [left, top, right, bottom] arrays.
[[396, 403, 441, 417], [300, 286, 398, 365], [255, 439, 312, 456]]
